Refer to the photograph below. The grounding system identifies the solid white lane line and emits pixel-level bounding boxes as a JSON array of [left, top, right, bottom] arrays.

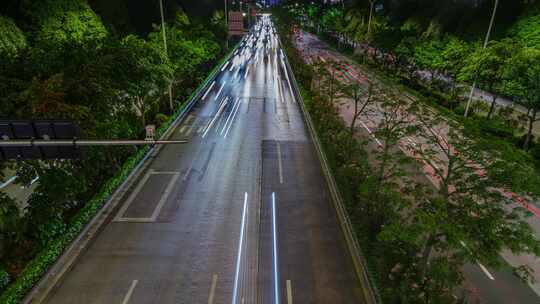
[[121, 280, 138, 304], [214, 83, 226, 101], [221, 61, 230, 72], [208, 274, 218, 304], [244, 66, 250, 79], [202, 97, 229, 138], [221, 98, 241, 135], [232, 193, 249, 304], [277, 142, 283, 184], [272, 192, 280, 304], [224, 98, 242, 138], [202, 81, 216, 100], [478, 263, 495, 281], [286, 280, 293, 304]]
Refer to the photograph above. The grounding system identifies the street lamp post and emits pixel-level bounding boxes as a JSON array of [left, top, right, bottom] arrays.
[[366, 0, 374, 42], [464, 0, 499, 117], [225, 0, 229, 49], [159, 0, 174, 113]]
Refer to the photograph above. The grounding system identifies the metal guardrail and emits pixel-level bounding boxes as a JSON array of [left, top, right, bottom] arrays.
[[278, 39, 381, 304]]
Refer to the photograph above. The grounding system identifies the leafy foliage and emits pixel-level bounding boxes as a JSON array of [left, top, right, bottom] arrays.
[[0, 1, 227, 301], [0, 16, 26, 57]]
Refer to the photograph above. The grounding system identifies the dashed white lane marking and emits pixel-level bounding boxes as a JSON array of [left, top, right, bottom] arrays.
[[121, 280, 138, 304], [286, 280, 293, 304], [244, 65, 250, 79], [459, 240, 495, 280], [478, 263, 495, 281], [359, 120, 383, 147], [208, 274, 218, 304], [202, 81, 216, 100], [214, 83, 225, 101], [221, 61, 230, 72], [202, 97, 229, 138], [221, 98, 241, 135], [224, 98, 242, 138], [277, 142, 284, 184]]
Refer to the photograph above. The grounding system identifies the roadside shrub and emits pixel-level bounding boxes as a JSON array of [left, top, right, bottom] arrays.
[[0, 268, 9, 292], [478, 119, 515, 140], [154, 113, 169, 128], [529, 143, 540, 168]]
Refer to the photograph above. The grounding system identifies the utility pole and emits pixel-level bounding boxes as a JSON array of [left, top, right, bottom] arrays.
[[464, 0, 499, 117], [159, 0, 174, 113]]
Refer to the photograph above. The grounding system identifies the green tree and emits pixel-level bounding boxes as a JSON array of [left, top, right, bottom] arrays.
[[113, 35, 172, 128], [0, 16, 26, 57], [340, 81, 376, 136], [436, 37, 471, 101], [360, 93, 420, 234], [392, 112, 540, 301], [0, 193, 21, 259], [504, 47, 540, 150], [459, 40, 516, 119]]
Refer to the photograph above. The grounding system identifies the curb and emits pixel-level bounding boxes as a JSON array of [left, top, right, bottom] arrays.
[[279, 39, 381, 304], [22, 43, 240, 304]]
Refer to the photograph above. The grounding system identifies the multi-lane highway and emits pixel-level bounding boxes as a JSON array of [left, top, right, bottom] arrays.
[[43, 15, 364, 304]]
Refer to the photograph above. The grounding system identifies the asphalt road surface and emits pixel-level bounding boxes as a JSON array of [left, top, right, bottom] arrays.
[[43, 16, 364, 304]]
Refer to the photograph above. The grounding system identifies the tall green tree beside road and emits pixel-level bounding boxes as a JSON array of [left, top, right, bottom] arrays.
[[0, 193, 21, 259], [360, 94, 420, 235], [402, 112, 540, 299], [0, 0, 224, 296], [504, 47, 540, 150], [113, 35, 172, 127], [149, 13, 220, 103], [459, 39, 516, 119], [0, 16, 26, 57], [340, 81, 375, 136]]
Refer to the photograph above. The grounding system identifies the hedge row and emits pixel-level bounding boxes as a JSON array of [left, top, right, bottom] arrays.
[[0, 43, 238, 304]]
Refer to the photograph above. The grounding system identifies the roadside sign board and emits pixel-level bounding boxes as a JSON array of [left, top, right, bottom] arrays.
[[0, 120, 82, 160], [229, 11, 245, 36], [145, 125, 155, 141]]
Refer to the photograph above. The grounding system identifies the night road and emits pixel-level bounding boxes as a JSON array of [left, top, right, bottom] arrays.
[[42, 16, 364, 304]]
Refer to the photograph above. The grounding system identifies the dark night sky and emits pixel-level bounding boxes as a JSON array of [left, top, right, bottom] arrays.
[[89, 0, 225, 35]]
